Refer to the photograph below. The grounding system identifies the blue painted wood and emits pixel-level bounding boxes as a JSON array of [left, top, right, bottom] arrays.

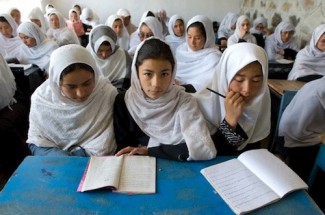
[[309, 144, 325, 189], [0, 156, 322, 215]]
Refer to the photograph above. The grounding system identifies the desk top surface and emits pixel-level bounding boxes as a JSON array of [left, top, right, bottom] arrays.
[[0, 156, 322, 215], [268, 79, 306, 96]]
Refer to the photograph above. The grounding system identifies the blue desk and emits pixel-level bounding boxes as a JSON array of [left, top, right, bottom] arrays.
[[0, 156, 322, 215]]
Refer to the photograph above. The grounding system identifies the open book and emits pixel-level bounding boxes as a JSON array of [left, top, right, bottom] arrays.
[[78, 155, 156, 194], [200, 149, 307, 215]]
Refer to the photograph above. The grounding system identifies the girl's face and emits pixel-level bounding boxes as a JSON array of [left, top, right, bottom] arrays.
[[229, 61, 263, 103], [112, 19, 123, 37], [280, 31, 294, 43], [187, 26, 206, 51], [173, 19, 184, 37], [50, 14, 60, 29], [96, 43, 112, 59], [11, 10, 21, 24], [70, 12, 78, 23], [139, 24, 154, 41], [316, 33, 325, 52], [255, 23, 264, 32], [19, 33, 37, 47], [0, 21, 13, 38], [240, 19, 250, 33], [138, 58, 173, 100], [60, 68, 95, 103], [30, 19, 42, 28]]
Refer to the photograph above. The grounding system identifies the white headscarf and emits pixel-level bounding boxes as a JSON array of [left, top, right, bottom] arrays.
[[0, 54, 16, 110], [80, 8, 99, 27], [227, 15, 257, 47], [165, 14, 186, 53], [265, 21, 299, 60], [279, 76, 325, 147], [17, 21, 58, 72], [47, 11, 80, 47], [288, 24, 325, 80], [105, 14, 130, 50], [0, 13, 24, 60], [217, 12, 238, 39], [125, 37, 216, 161], [28, 7, 49, 34], [195, 43, 271, 150], [86, 24, 130, 83], [175, 15, 222, 92], [250, 16, 268, 34], [27, 44, 117, 155]]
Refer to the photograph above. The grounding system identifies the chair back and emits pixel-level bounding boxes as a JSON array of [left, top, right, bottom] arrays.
[[308, 144, 325, 189]]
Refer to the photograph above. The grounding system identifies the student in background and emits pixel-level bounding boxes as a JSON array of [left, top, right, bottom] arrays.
[[157, 9, 169, 36], [116, 8, 137, 35], [175, 15, 221, 93], [250, 16, 269, 48], [0, 54, 30, 180], [8, 8, 22, 26], [0, 14, 24, 60], [66, 8, 90, 47], [195, 43, 270, 155], [165, 14, 186, 53], [80, 7, 99, 28], [265, 21, 299, 61], [227, 15, 257, 47], [28, 7, 49, 34], [128, 16, 164, 58], [279, 76, 325, 181], [288, 24, 325, 82], [17, 21, 58, 74], [217, 12, 238, 47], [72, 3, 82, 16], [106, 14, 130, 51], [86, 25, 131, 92], [47, 11, 80, 47], [114, 37, 217, 161], [27, 44, 117, 156]]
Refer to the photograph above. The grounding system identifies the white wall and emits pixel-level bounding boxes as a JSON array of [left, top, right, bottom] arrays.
[[0, 0, 241, 25]]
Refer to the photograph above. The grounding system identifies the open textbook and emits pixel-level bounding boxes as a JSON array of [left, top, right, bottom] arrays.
[[201, 149, 307, 215], [78, 155, 156, 194]]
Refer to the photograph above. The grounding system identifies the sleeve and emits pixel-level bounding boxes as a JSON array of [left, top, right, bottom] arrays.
[[148, 143, 189, 161]]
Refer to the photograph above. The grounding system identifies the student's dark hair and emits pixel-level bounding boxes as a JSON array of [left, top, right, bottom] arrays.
[[0, 16, 9, 24], [60, 63, 94, 80], [146, 11, 155, 17], [135, 38, 175, 72], [101, 41, 111, 47], [187, 21, 206, 40]]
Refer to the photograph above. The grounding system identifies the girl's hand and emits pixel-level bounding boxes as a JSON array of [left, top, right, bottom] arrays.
[[279, 49, 285, 56], [173, 79, 180, 85], [115, 146, 148, 156], [224, 91, 246, 129]]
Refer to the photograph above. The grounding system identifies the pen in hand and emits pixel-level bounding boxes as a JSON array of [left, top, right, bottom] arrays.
[[206, 88, 226, 98]]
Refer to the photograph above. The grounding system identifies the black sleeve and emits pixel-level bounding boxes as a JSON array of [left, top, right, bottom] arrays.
[[181, 84, 196, 93], [148, 143, 189, 161], [284, 48, 298, 60], [238, 38, 247, 43], [212, 118, 248, 155]]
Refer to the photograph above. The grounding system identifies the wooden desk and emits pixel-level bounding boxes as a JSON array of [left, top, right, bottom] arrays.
[[268, 79, 306, 97], [0, 156, 322, 215]]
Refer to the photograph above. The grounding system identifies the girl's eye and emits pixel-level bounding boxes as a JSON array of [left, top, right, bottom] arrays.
[[234, 78, 244, 83], [252, 78, 262, 83]]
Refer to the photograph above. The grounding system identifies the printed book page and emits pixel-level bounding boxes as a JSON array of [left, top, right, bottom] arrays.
[[8, 63, 33, 70]]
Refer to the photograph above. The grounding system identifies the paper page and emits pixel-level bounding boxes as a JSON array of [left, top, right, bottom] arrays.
[[116, 156, 156, 194], [8, 63, 33, 70], [275, 59, 294, 64], [80, 156, 124, 192], [201, 159, 279, 214], [238, 149, 308, 197]]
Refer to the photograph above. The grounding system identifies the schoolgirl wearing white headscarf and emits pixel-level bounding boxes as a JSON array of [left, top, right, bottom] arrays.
[[86, 24, 131, 91], [80, 7, 99, 28], [250, 16, 268, 35], [0, 14, 24, 60], [165, 14, 186, 53], [288, 24, 325, 81], [106, 14, 130, 50], [128, 16, 164, 58], [217, 12, 238, 45], [0, 54, 16, 110], [175, 15, 222, 92], [195, 43, 271, 151], [47, 11, 80, 47], [114, 37, 216, 161], [227, 15, 257, 47], [265, 21, 299, 60], [27, 44, 117, 156], [17, 21, 58, 73], [28, 7, 49, 34]]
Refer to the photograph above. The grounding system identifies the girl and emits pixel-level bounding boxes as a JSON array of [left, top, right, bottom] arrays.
[[86, 25, 131, 92], [195, 43, 271, 155], [28, 7, 49, 34], [265, 21, 299, 60], [114, 37, 217, 161], [47, 11, 80, 47], [250, 16, 269, 48], [8, 8, 22, 26], [288, 24, 325, 82], [27, 44, 117, 156], [165, 14, 186, 53], [227, 15, 257, 47], [0, 14, 24, 60], [17, 21, 58, 73], [175, 15, 221, 92], [66, 8, 89, 47], [106, 14, 130, 51], [217, 12, 238, 46]]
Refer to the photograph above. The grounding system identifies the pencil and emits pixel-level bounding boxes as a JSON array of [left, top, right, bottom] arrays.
[[206, 88, 226, 98]]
